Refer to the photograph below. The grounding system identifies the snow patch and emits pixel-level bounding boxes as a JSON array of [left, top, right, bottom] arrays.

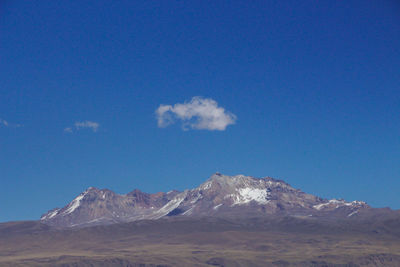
[[182, 206, 194, 215], [232, 187, 270, 205], [47, 209, 59, 219], [41, 209, 60, 220], [213, 204, 223, 210], [348, 210, 359, 217], [201, 181, 212, 190]]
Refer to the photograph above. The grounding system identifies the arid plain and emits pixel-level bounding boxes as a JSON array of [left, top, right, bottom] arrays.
[[1, 214, 400, 267]]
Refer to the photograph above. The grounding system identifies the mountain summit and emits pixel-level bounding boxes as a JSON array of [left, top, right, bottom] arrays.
[[41, 173, 369, 228]]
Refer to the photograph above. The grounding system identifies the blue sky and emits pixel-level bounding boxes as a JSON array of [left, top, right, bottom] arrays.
[[0, 0, 399, 222]]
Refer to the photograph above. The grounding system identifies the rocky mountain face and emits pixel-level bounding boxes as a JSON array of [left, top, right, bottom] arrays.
[[41, 173, 370, 228]]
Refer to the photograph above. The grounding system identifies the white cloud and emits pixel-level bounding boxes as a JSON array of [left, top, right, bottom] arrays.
[[155, 97, 236, 131], [75, 121, 100, 132], [0, 119, 8, 127], [64, 121, 100, 133], [0, 118, 22, 128], [64, 127, 73, 133]]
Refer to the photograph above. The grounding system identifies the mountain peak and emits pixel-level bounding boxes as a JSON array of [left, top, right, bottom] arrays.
[[207, 173, 252, 183]]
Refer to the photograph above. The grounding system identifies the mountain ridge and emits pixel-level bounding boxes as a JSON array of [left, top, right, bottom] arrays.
[[41, 173, 372, 228]]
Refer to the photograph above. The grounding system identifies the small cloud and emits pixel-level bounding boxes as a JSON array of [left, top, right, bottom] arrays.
[[155, 97, 236, 131], [64, 121, 100, 133], [0, 119, 8, 127], [75, 121, 99, 132], [0, 118, 22, 128]]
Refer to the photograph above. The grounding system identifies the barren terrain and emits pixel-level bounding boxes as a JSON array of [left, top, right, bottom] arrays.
[[1, 215, 400, 266]]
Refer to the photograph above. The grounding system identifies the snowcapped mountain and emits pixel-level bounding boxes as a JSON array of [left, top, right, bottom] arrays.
[[40, 187, 179, 227], [41, 173, 369, 227]]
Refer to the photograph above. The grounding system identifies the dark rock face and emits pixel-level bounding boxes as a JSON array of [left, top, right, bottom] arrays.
[[41, 173, 372, 228]]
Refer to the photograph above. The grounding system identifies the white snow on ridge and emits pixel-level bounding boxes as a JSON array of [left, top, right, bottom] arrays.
[[41, 209, 60, 220], [232, 187, 270, 205], [153, 192, 188, 219], [64, 192, 88, 215], [213, 204, 223, 210], [200, 181, 212, 190], [190, 193, 203, 204], [47, 209, 59, 219], [313, 199, 366, 210]]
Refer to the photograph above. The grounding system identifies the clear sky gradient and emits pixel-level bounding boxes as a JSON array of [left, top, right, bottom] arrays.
[[1, 1, 399, 222]]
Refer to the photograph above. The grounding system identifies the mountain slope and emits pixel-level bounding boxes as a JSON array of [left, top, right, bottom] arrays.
[[41, 173, 371, 228]]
